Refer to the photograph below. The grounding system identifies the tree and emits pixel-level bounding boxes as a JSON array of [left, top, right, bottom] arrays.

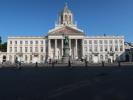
[[2, 42, 7, 52]]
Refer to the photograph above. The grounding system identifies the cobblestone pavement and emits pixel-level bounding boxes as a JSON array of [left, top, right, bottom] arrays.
[[0, 63, 132, 100]]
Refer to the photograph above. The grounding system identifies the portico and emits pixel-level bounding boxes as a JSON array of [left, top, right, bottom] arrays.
[[48, 35, 84, 60]]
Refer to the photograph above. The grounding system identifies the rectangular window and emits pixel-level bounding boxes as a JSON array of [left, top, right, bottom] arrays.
[[10, 41, 12, 44], [20, 47, 22, 52], [104, 40, 108, 44], [110, 46, 113, 51], [41, 47, 43, 52], [15, 41, 17, 44], [94, 40, 98, 44], [10, 47, 12, 52], [99, 40, 103, 44], [109, 40, 113, 44], [94, 46, 98, 52], [41, 40, 43, 44], [25, 55, 27, 61], [30, 55, 32, 60], [35, 47, 38, 52], [84, 47, 87, 52], [20, 41, 23, 44], [89, 40, 92, 44], [84, 40, 87, 44], [25, 41, 28, 44], [89, 46, 92, 52], [25, 47, 28, 52], [105, 46, 108, 51], [30, 47, 32, 52], [41, 55, 43, 61], [115, 45, 118, 51], [120, 45, 123, 51], [115, 40, 118, 44], [119, 40, 123, 44], [100, 46, 103, 52], [35, 41, 38, 44], [30, 41, 33, 44], [15, 47, 17, 52]]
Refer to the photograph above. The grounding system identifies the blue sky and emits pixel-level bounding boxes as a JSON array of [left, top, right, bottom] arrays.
[[0, 0, 133, 42]]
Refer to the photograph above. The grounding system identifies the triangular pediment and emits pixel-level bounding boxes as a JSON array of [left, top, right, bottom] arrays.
[[48, 26, 85, 36]]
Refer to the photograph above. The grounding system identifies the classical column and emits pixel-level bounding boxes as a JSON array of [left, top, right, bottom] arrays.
[[82, 39, 84, 58], [62, 39, 64, 56], [48, 39, 51, 58], [69, 39, 71, 56], [75, 39, 78, 58], [55, 39, 57, 59]]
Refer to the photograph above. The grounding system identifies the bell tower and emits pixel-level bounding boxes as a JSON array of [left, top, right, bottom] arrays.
[[58, 3, 74, 26]]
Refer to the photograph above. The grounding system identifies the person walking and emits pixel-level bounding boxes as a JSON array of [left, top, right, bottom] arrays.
[[102, 61, 104, 67], [68, 60, 71, 68], [118, 61, 121, 67], [35, 62, 38, 68], [85, 59, 88, 68]]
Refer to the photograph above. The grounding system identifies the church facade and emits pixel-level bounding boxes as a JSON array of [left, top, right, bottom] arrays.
[[4, 4, 125, 64]]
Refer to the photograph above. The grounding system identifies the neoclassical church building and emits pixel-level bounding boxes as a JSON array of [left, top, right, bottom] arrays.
[[5, 4, 125, 64]]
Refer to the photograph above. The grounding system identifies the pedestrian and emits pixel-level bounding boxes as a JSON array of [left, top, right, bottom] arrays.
[[102, 61, 104, 67], [68, 60, 71, 68], [35, 62, 38, 68], [85, 60, 88, 68]]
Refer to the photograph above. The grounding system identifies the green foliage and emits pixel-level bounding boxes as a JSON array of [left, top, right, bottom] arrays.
[[0, 42, 7, 52]]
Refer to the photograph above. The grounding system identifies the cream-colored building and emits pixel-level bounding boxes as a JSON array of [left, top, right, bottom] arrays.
[[2, 4, 125, 64]]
